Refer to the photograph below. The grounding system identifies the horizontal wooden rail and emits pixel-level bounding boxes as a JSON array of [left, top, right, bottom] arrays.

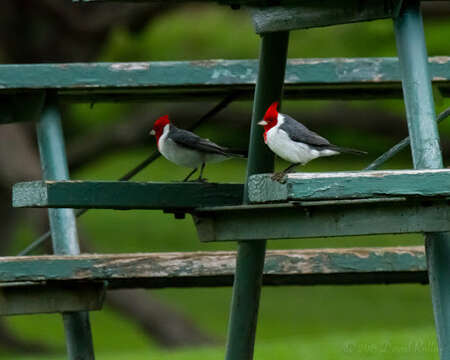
[[13, 181, 243, 210], [249, 169, 450, 203], [0, 247, 427, 287], [194, 199, 450, 241], [0, 57, 449, 113]]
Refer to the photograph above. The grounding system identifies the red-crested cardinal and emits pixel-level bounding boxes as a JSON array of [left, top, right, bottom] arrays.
[[150, 115, 246, 182], [258, 102, 366, 181]]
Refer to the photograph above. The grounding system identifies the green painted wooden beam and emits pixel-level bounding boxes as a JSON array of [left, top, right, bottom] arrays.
[[248, 169, 450, 203], [12, 181, 244, 210], [0, 282, 104, 316], [194, 199, 450, 241], [0, 57, 449, 112], [0, 247, 427, 288], [37, 99, 96, 358], [225, 31, 289, 360], [394, 2, 449, 358]]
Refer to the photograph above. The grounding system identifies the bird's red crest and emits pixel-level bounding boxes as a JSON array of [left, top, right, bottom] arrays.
[[262, 101, 279, 141], [264, 101, 279, 122], [152, 115, 170, 145]]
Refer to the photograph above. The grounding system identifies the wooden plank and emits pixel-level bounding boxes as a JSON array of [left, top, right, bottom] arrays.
[[0, 57, 448, 110], [194, 199, 450, 241], [72, 0, 437, 6], [248, 169, 450, 203], [0, 247, 427, 287], [12, 180, 244, 210], [250, 0, 398, 33], [0, 283, 105, 316]]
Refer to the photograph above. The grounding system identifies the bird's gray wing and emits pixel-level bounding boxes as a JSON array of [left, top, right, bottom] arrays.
[[279, 114, 331, 147], [169, 126, 229, 156]]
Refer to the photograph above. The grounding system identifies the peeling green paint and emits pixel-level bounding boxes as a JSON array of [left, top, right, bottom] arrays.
[[0, 57, 449, 113], [249, 169, 450, 203], [0, 247, 427, 288]]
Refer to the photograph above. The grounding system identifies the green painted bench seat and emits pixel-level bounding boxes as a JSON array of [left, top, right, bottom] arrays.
[[12, 181, 243, 210], [0, 57, 449, 120], [248, 169, 450, 203], [12, 169, 450, 210], [0, 247, 426, 291]]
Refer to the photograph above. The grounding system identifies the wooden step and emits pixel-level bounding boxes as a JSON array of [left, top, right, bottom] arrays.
[[248, 169, 450, 203], [0, 247, 427, 289], [0, 57, 449, 124], [13, 181, 243, 210]]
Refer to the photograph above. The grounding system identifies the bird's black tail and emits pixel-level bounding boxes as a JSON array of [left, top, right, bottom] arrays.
[[330, 145, 367, 156], [225, 148, 248, 158]]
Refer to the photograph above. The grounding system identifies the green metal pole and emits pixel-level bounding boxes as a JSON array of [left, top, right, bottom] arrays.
[[225, 31, 289, 360], [394, 2, 450, 358], [36, 97, 95, 360]]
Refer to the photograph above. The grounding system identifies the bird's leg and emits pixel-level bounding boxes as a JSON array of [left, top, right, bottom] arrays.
[[271, 163, 300, 182], [183, 168, 198, 182], [197, 162, 207, 182]]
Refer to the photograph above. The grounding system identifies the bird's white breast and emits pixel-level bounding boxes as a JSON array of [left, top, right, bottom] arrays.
[[265, 126, 320, 165]]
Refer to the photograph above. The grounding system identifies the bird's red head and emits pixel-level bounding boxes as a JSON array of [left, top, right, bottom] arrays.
[[150, 115, 170, 144], [257, 101, 279, 142]]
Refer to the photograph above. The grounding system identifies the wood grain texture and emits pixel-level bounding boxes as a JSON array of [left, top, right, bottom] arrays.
[[0, 247, 427, 287], [248, 169, 450, 203], [13, 180, 244, 210], [0, 57, 449, 111], [194, 199, 450, 241]]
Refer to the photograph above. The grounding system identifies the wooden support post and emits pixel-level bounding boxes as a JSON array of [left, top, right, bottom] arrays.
[[394, 2, 450, 358], [225, 31, 289, 360], [36, 97, 95, 360]]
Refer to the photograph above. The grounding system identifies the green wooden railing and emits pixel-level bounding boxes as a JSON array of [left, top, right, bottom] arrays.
[[1, 0, 450, 359]]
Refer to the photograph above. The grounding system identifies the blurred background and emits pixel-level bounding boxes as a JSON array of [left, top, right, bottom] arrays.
[[0, 0, 449, 359]]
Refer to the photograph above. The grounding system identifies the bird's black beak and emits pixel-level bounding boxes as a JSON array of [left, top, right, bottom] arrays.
[[257, 120, 268, 126], [149, 129, 155, 136]]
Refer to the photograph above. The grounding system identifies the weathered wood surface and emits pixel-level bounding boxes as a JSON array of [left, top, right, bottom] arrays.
[[0, 57, 449, 110], [249, 169, 450, 203], [0, 283, 104, 316], [194, 199, 450, 241], [251, 0, 399, 33], [13, 181, 244, 210], [0, 247, 427, 287]]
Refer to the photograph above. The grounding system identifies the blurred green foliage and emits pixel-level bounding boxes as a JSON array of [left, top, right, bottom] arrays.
[[5, 3, 450, 359]]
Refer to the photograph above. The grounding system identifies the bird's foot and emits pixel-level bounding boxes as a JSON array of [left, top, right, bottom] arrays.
[[271, 172, 287, 182]]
